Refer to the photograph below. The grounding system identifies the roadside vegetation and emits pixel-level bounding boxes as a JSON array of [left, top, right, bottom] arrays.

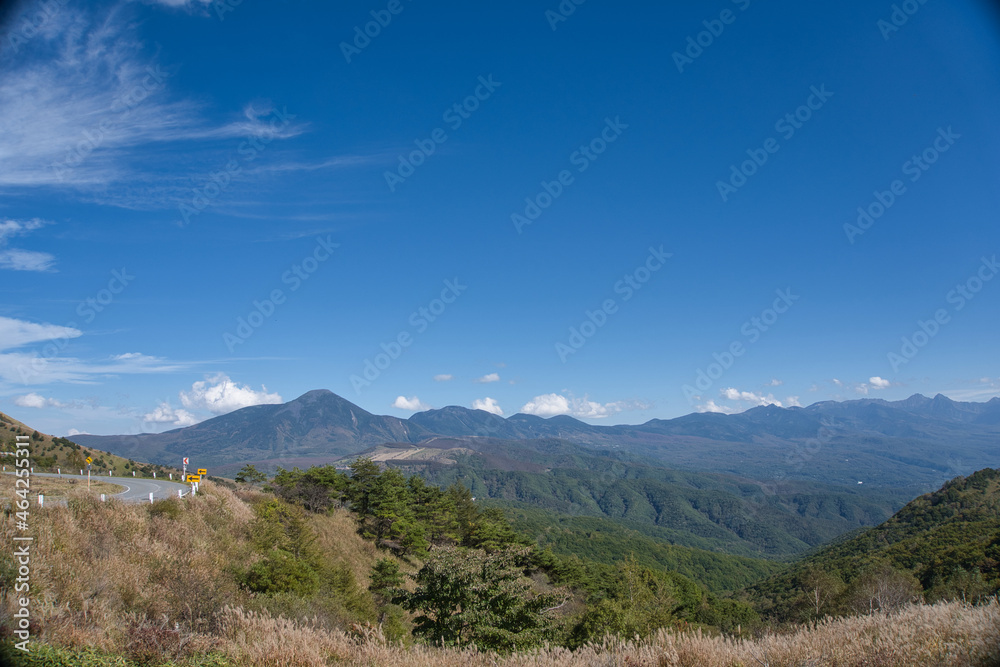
[[1, 461, 998, 666]]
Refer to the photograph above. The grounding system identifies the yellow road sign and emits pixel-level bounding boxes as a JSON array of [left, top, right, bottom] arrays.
[[197, 468, 207, 475], [187, 474, 201, 482], [86, 456, 93, 463]]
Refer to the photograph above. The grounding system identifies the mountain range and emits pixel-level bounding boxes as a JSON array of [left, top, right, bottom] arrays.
[[72, 390, 1000, 490]]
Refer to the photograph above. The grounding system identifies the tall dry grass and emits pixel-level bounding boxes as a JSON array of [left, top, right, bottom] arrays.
[[2, 482, 999, 666]]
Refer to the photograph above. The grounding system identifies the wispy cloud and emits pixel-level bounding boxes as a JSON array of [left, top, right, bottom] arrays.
[[433, 374, 453, 382], [474, 372, 500, 384], [0, 218, 55, 271], [0, 3, 354, 212], [0, 315, 192, 388]]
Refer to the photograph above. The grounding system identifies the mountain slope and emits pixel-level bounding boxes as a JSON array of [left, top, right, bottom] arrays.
[[74, 389, 432, 470], [69, 391, 1000, 488], [748, 468, 1000, 620], [399, 437, 910, 559]]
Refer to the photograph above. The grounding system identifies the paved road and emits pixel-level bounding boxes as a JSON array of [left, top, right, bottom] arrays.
[[26, 472, 190, 502]]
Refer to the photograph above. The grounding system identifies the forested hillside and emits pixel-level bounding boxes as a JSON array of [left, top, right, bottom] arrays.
[[410, 438, 911, 559], [747, 468, 1000, 621]]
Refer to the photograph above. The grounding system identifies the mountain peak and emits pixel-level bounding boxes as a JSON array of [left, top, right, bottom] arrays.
[[295, 389, 335, 400]]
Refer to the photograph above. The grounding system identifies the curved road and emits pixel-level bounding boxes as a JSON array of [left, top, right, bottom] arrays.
[[29, 472, 190, 502]]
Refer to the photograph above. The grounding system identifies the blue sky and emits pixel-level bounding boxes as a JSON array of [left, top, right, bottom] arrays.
[[1, 0, 999, 436]]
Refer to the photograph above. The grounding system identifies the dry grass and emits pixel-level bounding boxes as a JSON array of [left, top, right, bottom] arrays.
[[208, 600, 1000, 667], [0, 472, 124, 498], [2, 481, 998, 667]]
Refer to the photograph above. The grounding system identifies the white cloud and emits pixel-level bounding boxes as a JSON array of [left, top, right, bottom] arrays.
[[0, 4, 315, 208], [721, 388, 782, 407], [433, 374, 453, 382], [179, 374, 282, 415], [474, 372, 500, 384], [832, 378, 843, 387], [67, 428, 85, 436], [472, 397, 503, 416], [13, 392, 62, 408], [786, 396, 802, 407], [392, 395, 430, 411], [520, 394, 570, 417], [696, 400, 737, 414], [0, 316, 191, 390], [765, 378, 783, 387], [0, 217, 55, 271], [143, 402, 198, 427], [519, 393, 649, 419], [0, 315, 81, 351], [869, 376, 891, 389]]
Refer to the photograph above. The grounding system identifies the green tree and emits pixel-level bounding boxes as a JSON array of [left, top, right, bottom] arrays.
[[239, 499, 323, 596], [346, 458, 381, 519], [369, 467, 411, 543], [402, 545, 563, 651], [235, 463, 268, 484]]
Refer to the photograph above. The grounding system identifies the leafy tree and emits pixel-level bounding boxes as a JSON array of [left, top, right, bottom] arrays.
[[798, 566, 844, 619], [235, 463, 268, 484], [845, 563, 922, 615], [402, 545, 564, 651], [569, 557, 680, 644]]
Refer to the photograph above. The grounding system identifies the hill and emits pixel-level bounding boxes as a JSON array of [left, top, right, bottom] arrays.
[[3, 466, 999, 666], [747, 468, 1000, 621], [397, 437, 910, 560], [71, 391, 1000, 490], [0, 410, 179, 479]]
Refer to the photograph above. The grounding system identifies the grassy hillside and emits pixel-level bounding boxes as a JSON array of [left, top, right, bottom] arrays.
[[0, 410, 181, 479], [2, 475, 999, 666], [748, 468, 1000, 621]]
